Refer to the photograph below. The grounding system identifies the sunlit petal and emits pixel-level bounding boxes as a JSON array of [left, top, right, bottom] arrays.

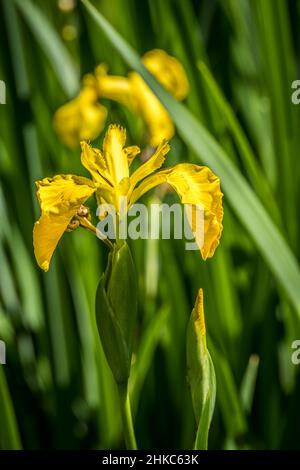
[[129, 140, 170, 191], [34, 175, 96, 271], [103, 124, 129, 184], [80, 141, 112, 187], [130, 163, 223, 259]]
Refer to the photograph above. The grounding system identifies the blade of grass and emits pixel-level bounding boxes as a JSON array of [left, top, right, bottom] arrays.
[[63, 245, 121, 446], [2, 0, 29, 99], [253, 0, 298, 247], [0, 368, 22, 449], [209, 340, 247, 439], [198, 61, 280, 224], [240, 354, 260, 414], [130, 305, 169, 413], [15, 0, 79, 97]]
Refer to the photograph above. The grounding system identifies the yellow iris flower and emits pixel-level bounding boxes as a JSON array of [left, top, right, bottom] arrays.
[[54, 49, 189, 148], [33, 125, 223, 272], [96, 49, 189, 147]]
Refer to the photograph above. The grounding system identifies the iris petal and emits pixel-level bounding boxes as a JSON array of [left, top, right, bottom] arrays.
[[130, 163, 223, 259], [34, 175, 96, 271]]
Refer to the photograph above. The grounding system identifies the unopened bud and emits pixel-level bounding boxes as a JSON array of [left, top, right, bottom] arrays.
[[77, 204, 90, 218], [95, 242, 137, 383], [187, 289, 216, 449]]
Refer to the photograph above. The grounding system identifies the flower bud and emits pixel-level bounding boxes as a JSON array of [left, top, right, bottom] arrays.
[[95, 242, 137, 384], [186, 289, 216, 449]]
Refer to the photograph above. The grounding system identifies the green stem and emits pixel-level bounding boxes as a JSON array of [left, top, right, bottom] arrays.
[[194, 423, 208, 450], [117, 381, 137, 450], [0, 367, 22, 449], [194, 399, 211, 450]]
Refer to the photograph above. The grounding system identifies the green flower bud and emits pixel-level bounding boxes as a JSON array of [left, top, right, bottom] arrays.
[[186, 289, 216, 450], [95, 242, 137, 384]]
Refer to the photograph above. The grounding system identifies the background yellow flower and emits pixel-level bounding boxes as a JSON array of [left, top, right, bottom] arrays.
[[54, 49, 189, 148]]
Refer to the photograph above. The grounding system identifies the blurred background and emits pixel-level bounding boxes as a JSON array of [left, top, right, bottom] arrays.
[[0, 0, 300, 450]]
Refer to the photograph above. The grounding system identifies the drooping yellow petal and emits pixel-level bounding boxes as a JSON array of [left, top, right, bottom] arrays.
[[34, 175, 96, 271], [95, 64, 138, 110], [36, 174, 95, 213], [129, 72, 175, 147], [129, 140, 170, 191], [142, 49, 189, 100], [130, 163, 223, 259], [53, 75, 107, 148], [33, 213, 73, 272], [103, 124, 129, 185], [161, 164, 223, 260]]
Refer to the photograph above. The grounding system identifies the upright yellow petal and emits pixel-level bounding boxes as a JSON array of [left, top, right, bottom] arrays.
[[130, 163, 223, 259], [129, 140, 170, 191], [103, 124, 129, 184], [34, 175, 96, 271], [142, 49, 189, 100], [81, 136, 139, 210], [80, 141, 112, 187]]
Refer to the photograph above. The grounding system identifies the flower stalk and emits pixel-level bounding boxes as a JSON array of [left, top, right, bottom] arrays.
[[117, 381, 137, 450], [95, 241, 138, 448]]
